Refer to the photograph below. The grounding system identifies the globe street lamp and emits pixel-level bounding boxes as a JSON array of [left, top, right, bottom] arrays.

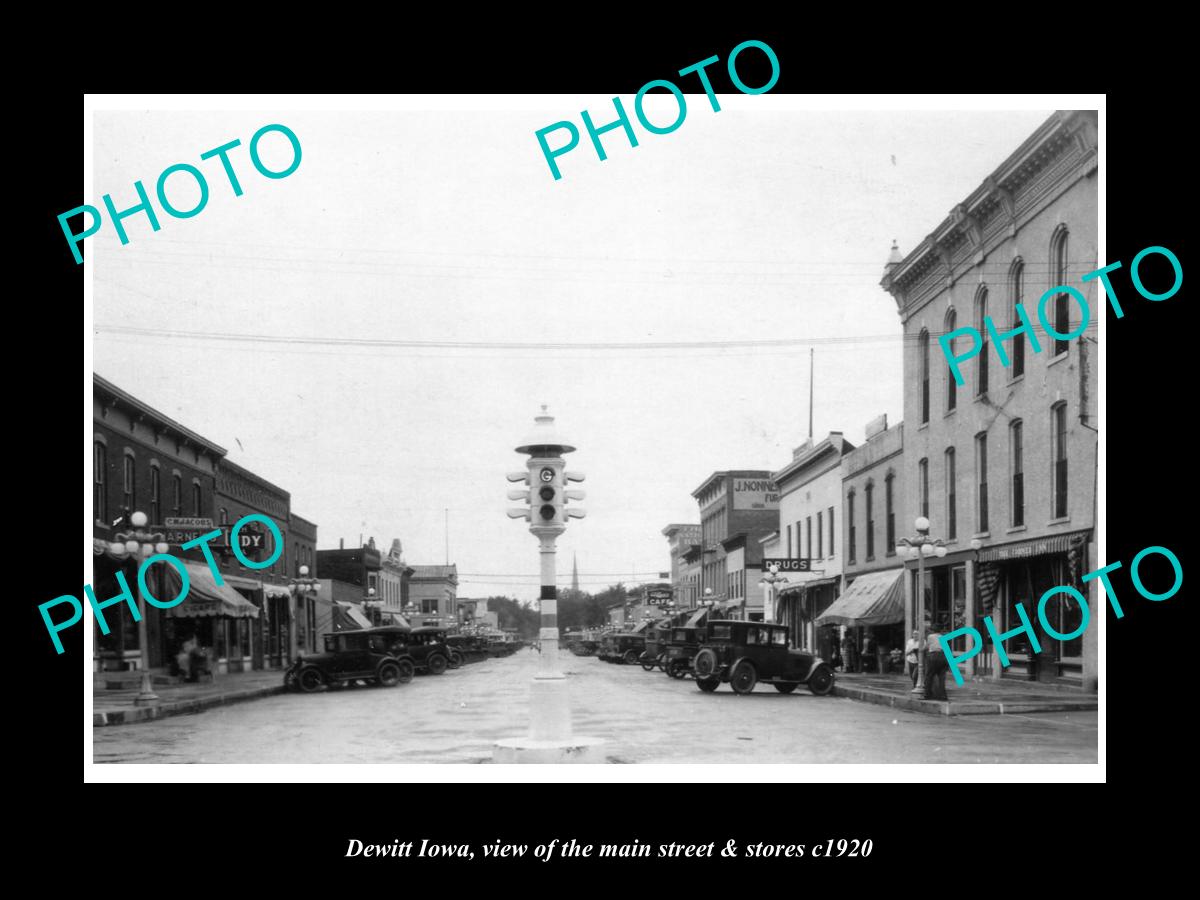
[[362, 586, 380, 627], [895, 516, 947, 699], [289, 564, 320, 655], [110, 510, 169, 706], [759, 562, 789, 625]]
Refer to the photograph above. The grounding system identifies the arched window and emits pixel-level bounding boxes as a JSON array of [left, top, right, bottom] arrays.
[[1051, 402, 1068, 518], [1010, 259, 1026, 377], [172, 473, 183, 516], [975, 287, 989, 396], [219, 507, 229, 525], [122, 451, 136, 516], [1052, 228, 1071, 356], [919, 328, 930, 424], [94, 441, 107, 523], [944, 309, 957, 412], [1009, 419, 1024, 527], [945, 447, 957, 540], [192, 481, 203, 516], [150, 464, 161, 524]]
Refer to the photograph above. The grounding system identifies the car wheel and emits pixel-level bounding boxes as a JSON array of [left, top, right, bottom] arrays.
[[623, 649, 640, 666], [378, 661, 403, 687], [655, 652, 666, 671], [696, 677, 721, 693], [398, 660, 415, 683], [427, 654, 448, 675], [449, 650, 464, 669], [692, 648, 719, 679], [773, 682, 800, 694], [297, 667, 324, 693], [808, 663, 835, 696], [639, 653, 656, 672], [730, 659, 758, 695]]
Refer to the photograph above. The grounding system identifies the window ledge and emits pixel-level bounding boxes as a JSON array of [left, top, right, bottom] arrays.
[[1007, 373, 1025, 386], [1005, 525, 1028, 535], [1048, 352, 1069, 368], [1047, 516, 1071, 526], [943, 407, 957, 419], [973, 392, 989, 403], [917, 422, 929, 431], [94, 521, 111, 531], [972, 532, 991, 540]]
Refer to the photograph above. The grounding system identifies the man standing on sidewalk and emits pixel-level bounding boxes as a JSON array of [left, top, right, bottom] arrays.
[[905, 630, 921, 687], [925, 624, 949, 701]]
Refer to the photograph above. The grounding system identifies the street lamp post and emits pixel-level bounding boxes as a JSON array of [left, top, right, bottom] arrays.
[[362, 586, 380, 626], [110, 510, 169, 706], [896, 516, 947, 698], [289, 565, 320, 655], [759, 562, 789, 625]]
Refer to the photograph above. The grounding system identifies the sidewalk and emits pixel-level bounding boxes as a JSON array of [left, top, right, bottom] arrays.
[[93, 669, 286, 726], [832, 672, 1098, 716]]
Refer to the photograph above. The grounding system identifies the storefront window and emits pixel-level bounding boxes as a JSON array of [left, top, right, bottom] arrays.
[[215, 618, 228, 659], [238, 619, 250, 657]]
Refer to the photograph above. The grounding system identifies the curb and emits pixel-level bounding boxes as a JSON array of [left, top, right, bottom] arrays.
[[93, 683, 285, 727], [832, 684, 1097, 717]]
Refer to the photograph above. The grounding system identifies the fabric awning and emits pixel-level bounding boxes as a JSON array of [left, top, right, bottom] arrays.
[[263, 584, 291, 600], [685, 607, 708, 627], [977, 530, 1091, 563], [814, 569, 904, 627], [334, 601, 373, 630], [163, 560, 261, 619], [380, 611, 410, 627], [777, 575, 839, 598]]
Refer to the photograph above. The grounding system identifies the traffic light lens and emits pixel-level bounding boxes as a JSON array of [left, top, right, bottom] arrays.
[[539, 486, 555, 501], [539, 505, 556, 520]]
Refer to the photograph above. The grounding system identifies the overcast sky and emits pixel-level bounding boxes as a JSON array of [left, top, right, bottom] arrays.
[[91, 99, 1051, 602]]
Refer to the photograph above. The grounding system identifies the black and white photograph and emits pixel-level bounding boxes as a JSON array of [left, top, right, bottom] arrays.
[[75, 92, 1113, 775]]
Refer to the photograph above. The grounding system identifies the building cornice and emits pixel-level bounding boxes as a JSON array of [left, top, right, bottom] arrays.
[[94, 373, 228, 459], [879, 110, 1098, 314]]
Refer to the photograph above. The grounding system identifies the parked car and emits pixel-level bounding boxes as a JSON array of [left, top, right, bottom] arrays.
[[638, 622, 671, 671], [598, 632, 646, 665], [446, 634, 490, 665], [663, 625, 706, 679], [284, 630, 415, 693], [369, 625, 453, 675], [690, 620, 835, 696]]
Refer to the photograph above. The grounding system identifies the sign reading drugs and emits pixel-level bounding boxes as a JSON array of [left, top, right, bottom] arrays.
[[763, 558, 811, 572], [733, 478, 780, 510]]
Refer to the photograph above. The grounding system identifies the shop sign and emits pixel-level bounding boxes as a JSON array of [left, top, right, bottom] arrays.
[[763, 558, 811, 572]]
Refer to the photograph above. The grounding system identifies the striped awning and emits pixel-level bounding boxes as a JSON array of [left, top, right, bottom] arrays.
[[814, 569, 904, 627], [777, 575, 839, 598], [977, 530, 1091, 563], [333, 601, 373, 630], [163, 560, 260, 619]]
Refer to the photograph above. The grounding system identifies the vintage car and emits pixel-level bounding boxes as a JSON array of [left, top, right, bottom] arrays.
[[284, 630, 415, 693], [368, 625, 453, 675], [598, 632, 646, 665], [446, 634, 490, 665], [638, 622, 672, 671], [690, 620, 835, 696], [663, 625, 706, 679]]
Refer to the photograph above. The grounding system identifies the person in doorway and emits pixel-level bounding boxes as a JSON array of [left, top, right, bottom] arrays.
[[925, 623, 950, 701], [830, 633, 843, 671], [905, 630, 921, 687], [843, 629, 859, 673]]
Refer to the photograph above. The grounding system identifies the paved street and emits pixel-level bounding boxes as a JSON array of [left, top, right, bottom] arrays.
[[93, 648, 1097, 764]]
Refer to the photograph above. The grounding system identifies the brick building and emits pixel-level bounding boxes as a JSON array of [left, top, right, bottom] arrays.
[[880, 109, 1098, 689], [691, 471, 780, 620]]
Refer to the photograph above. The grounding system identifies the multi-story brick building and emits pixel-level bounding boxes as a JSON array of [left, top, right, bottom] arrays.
[[408, 565, 459, 626], [880, 109, 1098, 689], [691, 471, 780, 620], [813, 415, 908, 671], [661, 523, 701, 609], [92, 375, 318, 677], [289, 512, 320, 652]]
